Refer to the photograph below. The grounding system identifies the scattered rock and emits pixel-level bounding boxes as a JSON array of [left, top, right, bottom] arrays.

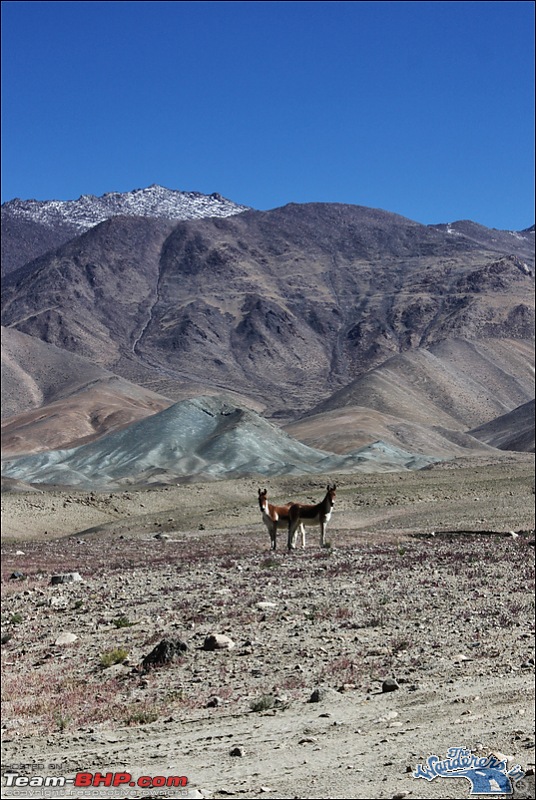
[[103, 663, 131, 677], [142, 638, 188, 670], [9, 571, 25, 580], [382, 678, 400, 693], [374, 710, 400, 724], [513, 773, 535, 799], [50, 572, 82, 585], [206, 695, 223, 708], [2, 467, 533, 799], [229, 746, 245, 757], [453, 654, 472, 663], [490, 750, 514, 763], [203, 634, 235, 651], [54, 632, 78, 646]]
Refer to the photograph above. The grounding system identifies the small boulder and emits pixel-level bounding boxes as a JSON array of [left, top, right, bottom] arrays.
[[203, 634, 235, 651], [142, 638, 188, 670], [206, 695, 223, 708], [54, 632, 78, 646], [50, 572, 82, 586]]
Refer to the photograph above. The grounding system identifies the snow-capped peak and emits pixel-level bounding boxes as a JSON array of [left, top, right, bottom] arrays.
[[2, 185, 251, 232]]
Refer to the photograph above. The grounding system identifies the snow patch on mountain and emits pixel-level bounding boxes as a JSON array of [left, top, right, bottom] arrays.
[[2, 185, 250, 233]]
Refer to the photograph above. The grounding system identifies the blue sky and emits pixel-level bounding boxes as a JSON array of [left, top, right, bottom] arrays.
[[1, 0, 534, 229]]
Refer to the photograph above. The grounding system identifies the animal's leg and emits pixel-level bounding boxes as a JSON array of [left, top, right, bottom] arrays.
[[264, 520, 276, 550], [300, 523, 306, 549], [270, 523, 277, 550], [320, 522, 325, 548], [287, 520, 298, 551]]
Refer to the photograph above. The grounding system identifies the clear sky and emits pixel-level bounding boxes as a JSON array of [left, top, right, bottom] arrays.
[[1, 0, 534, 229]]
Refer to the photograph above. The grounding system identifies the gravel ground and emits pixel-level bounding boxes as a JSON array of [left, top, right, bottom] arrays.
[[1, 455, 535, 799]]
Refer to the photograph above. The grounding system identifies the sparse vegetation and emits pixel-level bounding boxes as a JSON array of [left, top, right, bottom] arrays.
[[260, 557, 280, 569], [112, 615, 136, 628], [124, 708, 159, 726], [391, 637, 410, 655], [250, 694, 276, 712], [54, 712, 70, 733], [99, 647, 129, 668]]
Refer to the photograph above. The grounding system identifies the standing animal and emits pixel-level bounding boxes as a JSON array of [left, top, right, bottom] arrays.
[[258, 488, 305, 550], [287, 484, 337, 550]]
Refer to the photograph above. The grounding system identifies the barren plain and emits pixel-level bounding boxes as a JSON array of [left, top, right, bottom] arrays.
[[1, 455, 534, 799]]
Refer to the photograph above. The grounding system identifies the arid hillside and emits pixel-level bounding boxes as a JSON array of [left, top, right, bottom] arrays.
[[1, 199, 534, 483], [2, 203, 533, 415]]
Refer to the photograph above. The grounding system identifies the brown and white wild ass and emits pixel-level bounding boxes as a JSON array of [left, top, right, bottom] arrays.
[[258, 489, 305, 550], [287, 484, 336, 551]]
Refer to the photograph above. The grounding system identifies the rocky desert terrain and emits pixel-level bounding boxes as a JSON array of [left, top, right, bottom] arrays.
[[2, 456, 534, 799], [2, 189, 534, 798]]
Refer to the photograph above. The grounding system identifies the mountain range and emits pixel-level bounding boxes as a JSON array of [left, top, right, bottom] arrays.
[[1, 185, 534, 486], [1, 185, 249, 276], [1, 395, 440, 489]]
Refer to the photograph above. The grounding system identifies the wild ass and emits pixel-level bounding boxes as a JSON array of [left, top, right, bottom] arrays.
[[258, 489, 305, 550], [287, 484, 337, 551]]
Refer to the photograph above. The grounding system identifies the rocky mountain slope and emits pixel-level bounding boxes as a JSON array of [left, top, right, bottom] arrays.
[[469, 399, 535, 452], [1, 192, 534, 484], [2, 203, 533, 414], [299, 338, 534, 430], [1, 327, 174, 457], [1, 184, 249, 275]]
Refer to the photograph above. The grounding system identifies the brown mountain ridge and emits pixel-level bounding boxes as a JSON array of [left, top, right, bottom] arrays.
[[2, 203, 534, 413], [1, 200, 534, 477]]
